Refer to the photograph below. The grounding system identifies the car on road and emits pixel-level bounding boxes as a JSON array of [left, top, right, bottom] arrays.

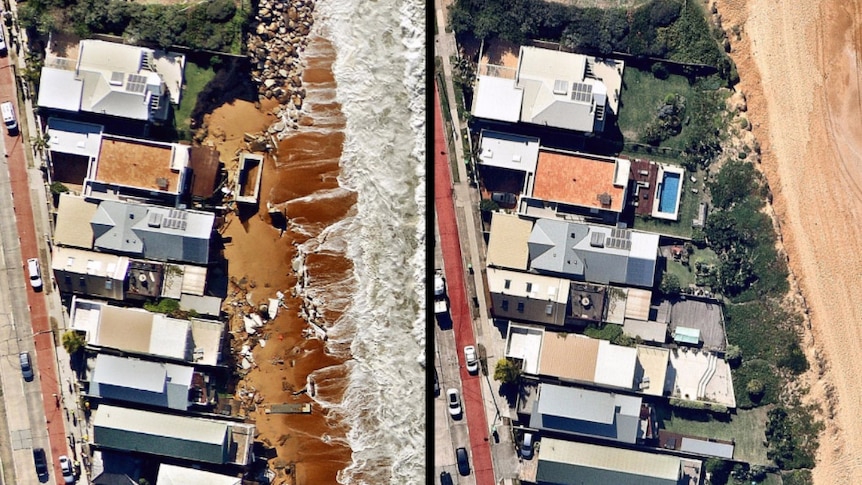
[[446, 388, 461, 417], [439, 471, 454, 485], [32, 448, 48, 482], [520, 431, 535, 459], [19, 351, 33, 381], [434, 368, 440, 396], [434, 273, 446, 297], [59, 455, 75, 483], [27, 258, 42, 290], [464, 345, 479, 374], [456, 447, 471, 476]]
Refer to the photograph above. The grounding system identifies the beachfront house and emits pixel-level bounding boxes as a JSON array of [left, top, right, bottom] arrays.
[[53, 194, 215, 265], [528, 218, 659, 288], [88, 354, 213, 410], [472, 46, 624, 135], [92, 405, 255, 466], [37, 39, 185, 136], [69, 297, 225, 367], [527, 438, 702, 485], [523, 382, 649, 444], [156, 464, 243, 485]]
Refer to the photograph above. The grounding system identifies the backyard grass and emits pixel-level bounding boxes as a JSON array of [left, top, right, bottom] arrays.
[[618, 67, 700, 146], [174, 59, 216, 141], [617, 67, 724, 151], [657, 405, 772, 466], [632, 181, 702, 238], [666, 259, 695, 289]]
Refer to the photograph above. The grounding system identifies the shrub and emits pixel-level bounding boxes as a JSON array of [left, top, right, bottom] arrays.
[[493, 358, 521, 384], [746, 378, 765, 399], [660, 273, 681, 297]]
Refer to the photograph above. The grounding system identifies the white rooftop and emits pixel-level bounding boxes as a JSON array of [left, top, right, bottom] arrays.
[[472, 75, 522, 122], [505, 323, 543, 374], [594, 340, 637, 389], [477, 130, 540, 176], [38, 68, 84, 112]]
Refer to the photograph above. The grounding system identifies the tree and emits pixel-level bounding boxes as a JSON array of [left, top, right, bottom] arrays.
[[746, 378, 765, 399], [724, 344, 742, 367], [61, 330, 86, 355], [660, 273, 681, 297], [493, 358, 521, 384], [479, 199, 499, 213], [49, 181, 69, 195]]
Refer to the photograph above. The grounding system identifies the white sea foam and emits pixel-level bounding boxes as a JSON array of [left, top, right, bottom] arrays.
[[288, 0, 427, 483]]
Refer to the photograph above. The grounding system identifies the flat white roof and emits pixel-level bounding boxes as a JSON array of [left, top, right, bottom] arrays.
[[52, 246, 129, 279], [472, 75, 522, 122], [46, 118, 103, 158], [630, 232, 661, 260], [487, 267, 569, 304], [594, 341, 637, 389], [505, 323, 543, 374], [478, 130, 540, 175], [680, 437, 734, 459], [38, 67, 84, 111], [157, 464, 241, 485]]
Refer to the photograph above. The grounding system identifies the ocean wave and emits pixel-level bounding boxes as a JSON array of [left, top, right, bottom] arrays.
[[299, 0, 427, 483]]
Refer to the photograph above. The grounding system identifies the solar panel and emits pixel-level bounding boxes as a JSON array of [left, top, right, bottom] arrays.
[[126, 74, 148, 94], [571, 82, 593, 103]]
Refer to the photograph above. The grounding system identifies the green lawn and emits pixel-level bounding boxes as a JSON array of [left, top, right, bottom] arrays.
[[618, 67, 725, 153], [618, 68, 698, 143], [174, 60, 216, 141], [657, 405, 772, 466], [632, 180, 702, 239]]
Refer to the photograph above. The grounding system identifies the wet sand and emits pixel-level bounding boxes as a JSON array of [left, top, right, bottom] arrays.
[[714, 0, 862, 481], [203, 36, 354, 484]]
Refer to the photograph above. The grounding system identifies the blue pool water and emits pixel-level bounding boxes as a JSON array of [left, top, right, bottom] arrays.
[[658, 172, 681, 213]]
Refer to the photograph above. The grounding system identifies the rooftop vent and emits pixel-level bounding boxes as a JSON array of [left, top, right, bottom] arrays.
[[148, 212, 163, 227], [598, 192, 612, 206], [552, 79, 569, 95], [589, 232, 605, 248], [156, 177, 168, 190]]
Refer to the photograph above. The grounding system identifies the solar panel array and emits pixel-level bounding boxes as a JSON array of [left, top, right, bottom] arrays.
[[161, 209, 188, 231], [605, 227, 632, 250], [571, 82, 593, 103], [126, 74, 148, 94]]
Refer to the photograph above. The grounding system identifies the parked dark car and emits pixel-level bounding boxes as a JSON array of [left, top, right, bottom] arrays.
[[440, 470, 454, 485], [19, 352, 33, 381], [434, 368, 440, 396], [456, 447, 470, 476], [33, 448, 49, 482]]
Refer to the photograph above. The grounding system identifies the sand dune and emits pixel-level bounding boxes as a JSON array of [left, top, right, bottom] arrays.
[[715, 0, 862, 482]]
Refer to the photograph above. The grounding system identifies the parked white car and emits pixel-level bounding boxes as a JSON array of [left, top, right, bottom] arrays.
[[464, 345, 479, 374], [447, 388, 462, 417]]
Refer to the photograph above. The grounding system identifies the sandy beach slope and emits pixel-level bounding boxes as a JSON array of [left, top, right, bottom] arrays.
[[715, 0, 862, 481]]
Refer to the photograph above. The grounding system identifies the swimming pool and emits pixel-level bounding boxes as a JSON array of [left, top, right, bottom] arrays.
[[658, 172, 681, 213]]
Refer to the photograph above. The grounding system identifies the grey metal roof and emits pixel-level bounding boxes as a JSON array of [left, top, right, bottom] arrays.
[[530, 383, 642, 444], [679, 437, 734, 459], [93, 405, 229, 464], [537, 438, 685, 485], [528, 218, 657, 287], [90, 354, 193, 410], [91, 201, 214, 264]]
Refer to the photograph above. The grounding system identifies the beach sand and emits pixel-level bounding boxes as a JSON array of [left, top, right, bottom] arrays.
[[202, 36, 354, 484], [715, 0, 862, 481]]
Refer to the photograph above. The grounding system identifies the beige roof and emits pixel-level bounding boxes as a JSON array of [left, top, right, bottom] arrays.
[[54, 194, 98, 248], [486, 212, 533, 270], [540, 438, 684, 480], [487, 267, 569, 303], [97, 305, 153, 354], [625, 288, 652, 320], [538, 332, 597, 381], [636, 345, 670, 397]]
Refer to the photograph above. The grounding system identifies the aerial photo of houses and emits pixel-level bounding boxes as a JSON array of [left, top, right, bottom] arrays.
[[433, 0, 861, 484], [0, 0, 432, 483]]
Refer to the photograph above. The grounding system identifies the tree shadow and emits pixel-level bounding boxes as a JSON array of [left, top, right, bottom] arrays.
[[190, 56, 258, 130]]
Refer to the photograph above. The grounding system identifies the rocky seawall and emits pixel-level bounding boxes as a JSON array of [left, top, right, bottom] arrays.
[[247, 0, 314, 136]]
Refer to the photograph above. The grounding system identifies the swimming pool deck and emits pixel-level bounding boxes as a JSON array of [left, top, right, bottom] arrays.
[[652, 165, 685, 221]]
